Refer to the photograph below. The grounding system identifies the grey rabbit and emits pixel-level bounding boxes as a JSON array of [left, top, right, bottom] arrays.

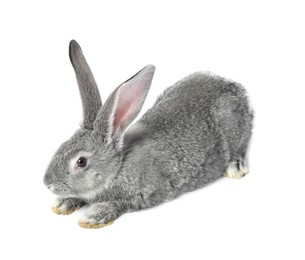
[[43, 40, 253, 228]]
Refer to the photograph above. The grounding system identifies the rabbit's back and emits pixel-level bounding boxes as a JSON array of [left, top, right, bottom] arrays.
[[140, 72, 252, 152]]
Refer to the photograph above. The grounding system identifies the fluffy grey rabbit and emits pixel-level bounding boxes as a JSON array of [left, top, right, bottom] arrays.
[[44, 40, 253, 228]]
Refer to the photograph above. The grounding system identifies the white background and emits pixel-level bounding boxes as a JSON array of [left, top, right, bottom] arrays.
[[0, 0, 304, 259]]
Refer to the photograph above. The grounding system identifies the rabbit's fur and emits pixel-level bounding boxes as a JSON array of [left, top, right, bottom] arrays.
[[44, 40, 253, 228]]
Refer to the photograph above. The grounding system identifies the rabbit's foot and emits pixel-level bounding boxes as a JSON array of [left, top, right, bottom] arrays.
[[78, 202, 119, 229], [52, 197, 85, 215], [224, 160, 248, 179]]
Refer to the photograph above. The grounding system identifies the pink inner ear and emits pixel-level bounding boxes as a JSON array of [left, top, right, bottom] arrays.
[[113, 83, 141, 131], [114, 99, 133, 129], [109, 65, 155, 137]]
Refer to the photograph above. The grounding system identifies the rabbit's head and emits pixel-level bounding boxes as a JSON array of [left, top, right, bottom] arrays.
[[43, 40, 155, 199]]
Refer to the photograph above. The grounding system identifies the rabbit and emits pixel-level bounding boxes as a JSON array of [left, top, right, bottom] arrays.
[[43, 40, 253, 228]]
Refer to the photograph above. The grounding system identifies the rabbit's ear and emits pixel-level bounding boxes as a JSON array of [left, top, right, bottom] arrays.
[[94, 65, 155, 148], [69, 40, 102, 130]]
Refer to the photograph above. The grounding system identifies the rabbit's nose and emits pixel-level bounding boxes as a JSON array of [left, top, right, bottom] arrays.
[[43, 173, 54, 187]]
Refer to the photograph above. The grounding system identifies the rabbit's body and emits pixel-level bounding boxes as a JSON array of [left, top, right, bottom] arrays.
[[118, 73, 252, 206], [44, 41, 253, 228]]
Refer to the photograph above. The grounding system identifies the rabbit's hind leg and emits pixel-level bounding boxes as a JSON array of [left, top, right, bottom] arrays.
[[224, 159, 248, 179], [224, 124, 252, 179]]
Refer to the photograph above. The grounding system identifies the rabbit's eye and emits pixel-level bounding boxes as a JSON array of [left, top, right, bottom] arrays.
[[77, 157, 87, 168]]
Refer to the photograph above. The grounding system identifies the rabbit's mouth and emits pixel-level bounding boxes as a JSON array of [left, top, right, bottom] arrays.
[[47, 184, 54, 192], [46, 183, 72, 196]]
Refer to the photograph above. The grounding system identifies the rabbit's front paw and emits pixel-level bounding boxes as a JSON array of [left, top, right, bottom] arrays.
[[78, 202, 118, 229], [52, 197, 85, 215]]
